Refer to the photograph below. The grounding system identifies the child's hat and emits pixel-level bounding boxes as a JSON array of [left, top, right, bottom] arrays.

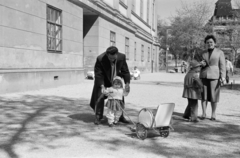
[[113, 76, 124, 85], [189, 60, 201, 69]]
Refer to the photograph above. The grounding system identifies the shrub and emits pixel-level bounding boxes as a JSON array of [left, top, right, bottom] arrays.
[[233, 68, 240, 75]]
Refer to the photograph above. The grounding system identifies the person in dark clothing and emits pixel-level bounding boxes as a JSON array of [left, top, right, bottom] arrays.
[[90, 46, 131, 125]]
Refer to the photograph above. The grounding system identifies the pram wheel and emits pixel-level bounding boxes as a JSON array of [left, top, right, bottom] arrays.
[[159, 128, 170, 138], [136, 123, 147, 140]]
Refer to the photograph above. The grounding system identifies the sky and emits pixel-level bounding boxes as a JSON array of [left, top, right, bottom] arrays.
[[156, 0, 218, 23]]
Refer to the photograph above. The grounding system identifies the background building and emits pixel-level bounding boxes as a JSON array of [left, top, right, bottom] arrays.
[[209, 0, 240, 65], [0, 0, 159, 94]]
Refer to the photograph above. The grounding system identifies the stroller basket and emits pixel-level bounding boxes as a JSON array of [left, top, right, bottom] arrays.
[[136, 103, 175, 140]]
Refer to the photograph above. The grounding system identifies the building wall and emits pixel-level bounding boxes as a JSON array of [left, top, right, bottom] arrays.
[[83, 15, 99, 72], [81, 0, 159, 73], [0, 0, 160, 94], [84, 16, 158, 72], [0, 0, 84, 94]]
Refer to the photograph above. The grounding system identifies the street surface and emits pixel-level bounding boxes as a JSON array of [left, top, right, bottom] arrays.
[[0, 72, 240, 158]]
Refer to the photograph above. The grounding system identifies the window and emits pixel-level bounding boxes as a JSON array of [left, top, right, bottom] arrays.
[[148, 47, 150, 62], [153, 49, 155, 61], [147, 0, 149, 24], [140, 0, 143, 18], [110, 31, 116, 46], [141, 44, 144, 61], [134, 42, 137, 61], [132, 0, 135, 12], [152, 2, 154, 28], [47, 6, 62, 52], [125, 37, 129, 60]]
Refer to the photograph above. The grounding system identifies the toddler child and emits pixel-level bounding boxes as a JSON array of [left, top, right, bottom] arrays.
[[182, 60, 203, 122], [103, 76, 128, 127]]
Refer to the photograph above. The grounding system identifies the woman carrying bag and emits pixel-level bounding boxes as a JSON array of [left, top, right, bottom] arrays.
[[199, 35, 226, 121]]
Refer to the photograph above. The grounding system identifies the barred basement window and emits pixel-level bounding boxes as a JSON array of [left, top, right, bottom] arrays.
[[110, 31, 116, 46], [47, 6, 62, 52], [125, 37, 129, 60]]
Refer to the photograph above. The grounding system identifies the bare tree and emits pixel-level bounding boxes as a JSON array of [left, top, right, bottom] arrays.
[[168, 0, 214, 62], [233, 0, 240, 8], [157, 0, 215, 69], [177, 0, 214, 26]]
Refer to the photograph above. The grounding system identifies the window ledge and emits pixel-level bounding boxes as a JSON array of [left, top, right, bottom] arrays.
[[119, 1, 128, 9], [131, 10, 151, 28]]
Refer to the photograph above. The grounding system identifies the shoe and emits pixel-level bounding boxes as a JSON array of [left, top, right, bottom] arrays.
[[210, 117, 216, 121], [113, 122, 119, 126], [108, 123, 114, 127], [119, 116, 129, 124], [199, 116, 206, 120], [99, 116, 103, 120], [190, 119, 199, 123], [94, 116, 101, 125], [183, 116, 190, 120]]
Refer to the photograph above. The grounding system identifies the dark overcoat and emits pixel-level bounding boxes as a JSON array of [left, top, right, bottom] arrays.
[[90, 52, 131, 114]]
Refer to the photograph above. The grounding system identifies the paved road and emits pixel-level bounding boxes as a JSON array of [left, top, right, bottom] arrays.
[[0, 72, 240, 158]]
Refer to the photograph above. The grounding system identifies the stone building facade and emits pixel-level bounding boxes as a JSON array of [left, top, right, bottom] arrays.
[[209, 0, 240, 62], [0, 0, 159, 94]]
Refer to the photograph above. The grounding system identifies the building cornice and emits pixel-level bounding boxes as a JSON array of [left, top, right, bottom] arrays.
[[119, 0, 128, 9]]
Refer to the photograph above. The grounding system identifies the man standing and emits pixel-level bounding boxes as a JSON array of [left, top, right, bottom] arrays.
[[90, 46, 131, 125], [181, 61, 187, 73], [225, 57, 234, 83]]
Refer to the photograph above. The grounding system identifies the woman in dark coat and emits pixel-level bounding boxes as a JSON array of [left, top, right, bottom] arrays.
[[199, 35, 226, 121]]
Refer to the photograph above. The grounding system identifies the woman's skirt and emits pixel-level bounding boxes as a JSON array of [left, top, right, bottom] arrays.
[[105, 99, 124, 111], [201, 79, 221, 103]]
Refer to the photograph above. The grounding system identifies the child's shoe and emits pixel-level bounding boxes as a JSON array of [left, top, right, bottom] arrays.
[[113, 122, 119, 126], [190, 119, 199, 123], [108, 123, 114, 127]]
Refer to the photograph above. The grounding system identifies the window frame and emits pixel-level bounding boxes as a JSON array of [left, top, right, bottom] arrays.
[[132, 0, 136, 12], [152, 2, 155, 28], [110, 31, 116, 46], [47, 5, 62, 53], [141, 44, 144, 62], [153, 48, 155, 62], [140, 0, 143, 19], [147, 0, 150, 24], [134, 42, 137, 61], [148, 47, 150, 62], [125, 37, 130, 60]]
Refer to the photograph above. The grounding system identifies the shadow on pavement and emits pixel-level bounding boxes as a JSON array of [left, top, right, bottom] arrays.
[[68, 113, 95, 123], [131, 81, 183, 87], [0, 94, 240, 158]]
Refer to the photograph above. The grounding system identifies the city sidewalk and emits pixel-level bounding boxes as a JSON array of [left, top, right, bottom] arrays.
[[0, 72, 239, 158]]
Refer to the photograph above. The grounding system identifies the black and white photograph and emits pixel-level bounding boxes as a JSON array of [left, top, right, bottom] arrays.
[[0, 0, 240, 158]]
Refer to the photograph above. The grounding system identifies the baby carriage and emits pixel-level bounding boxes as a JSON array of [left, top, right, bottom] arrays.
[[136, 103, 175, 140]]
